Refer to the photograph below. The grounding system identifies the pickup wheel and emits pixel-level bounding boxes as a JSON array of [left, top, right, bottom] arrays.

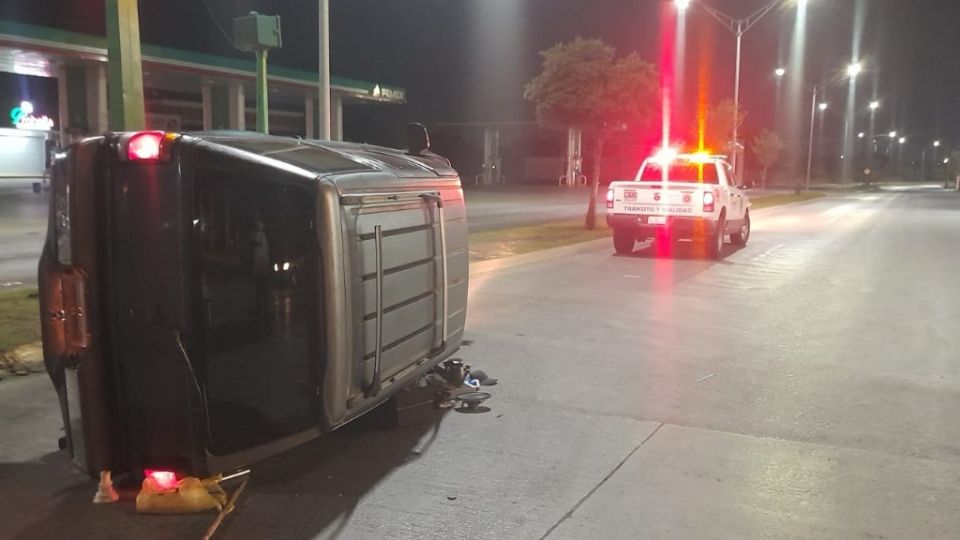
[[731, 210, 750, 246], [613, 228, 635, 255], [707, 212, 726, 259]]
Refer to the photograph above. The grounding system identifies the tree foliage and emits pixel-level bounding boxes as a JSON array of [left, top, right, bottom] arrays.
[[751, 129, 785, 188], [524, 37, 659, 132], [524, 38, 659, 229], [698, 99, 746, 153]]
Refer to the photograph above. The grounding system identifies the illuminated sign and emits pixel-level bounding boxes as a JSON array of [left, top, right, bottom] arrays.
[[10, 101, 54, 131], [371, 85, 405, 101]]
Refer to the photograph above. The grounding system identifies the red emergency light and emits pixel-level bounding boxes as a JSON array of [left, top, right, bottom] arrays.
[[144, 469, 179, 490], [127, 131, 165, 161]]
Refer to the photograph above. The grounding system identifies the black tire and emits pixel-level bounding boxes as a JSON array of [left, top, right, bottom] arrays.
[[731, 210, 750, 246], [707, 212, 726, 259], [613, 228, 636, 255]]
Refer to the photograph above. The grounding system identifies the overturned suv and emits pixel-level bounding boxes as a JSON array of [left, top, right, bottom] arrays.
[[40, 126, 469, 480]]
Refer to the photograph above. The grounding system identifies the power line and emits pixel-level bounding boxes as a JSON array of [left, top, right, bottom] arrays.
[[200, 0, 237, 48]]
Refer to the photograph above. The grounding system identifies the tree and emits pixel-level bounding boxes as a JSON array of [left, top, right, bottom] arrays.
[[524, 38, 659, 229], [698, 99, 746, 155], [751, 129, 785, 190]]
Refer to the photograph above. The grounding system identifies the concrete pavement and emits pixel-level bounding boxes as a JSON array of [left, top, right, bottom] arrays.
[[3, 185, 960, 538]]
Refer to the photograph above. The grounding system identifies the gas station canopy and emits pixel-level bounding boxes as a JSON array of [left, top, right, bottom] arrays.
[[0, 19, 406, 140]]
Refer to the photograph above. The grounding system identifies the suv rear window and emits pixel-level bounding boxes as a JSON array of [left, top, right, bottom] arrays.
[[639, 162, 719, 184]]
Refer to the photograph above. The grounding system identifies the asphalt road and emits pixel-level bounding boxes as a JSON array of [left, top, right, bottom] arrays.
[[0, 180, 47, 288], [3, 185, 960, 539], [464, 186, 589, 231]]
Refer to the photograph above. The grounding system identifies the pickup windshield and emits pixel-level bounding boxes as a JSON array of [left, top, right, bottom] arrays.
[[639, 162, 720, 184]]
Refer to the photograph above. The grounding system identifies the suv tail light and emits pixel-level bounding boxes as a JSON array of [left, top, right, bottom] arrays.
[[703, 191, 715, 213], [606, 188, 615, 209]]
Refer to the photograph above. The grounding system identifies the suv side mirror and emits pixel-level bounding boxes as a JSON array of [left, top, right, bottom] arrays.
[[407, 123, 430, 156]]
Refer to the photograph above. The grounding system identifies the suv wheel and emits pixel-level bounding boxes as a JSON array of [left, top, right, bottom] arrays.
[[731, 211, 750, 246], [613, 228, 635, 255], [707, 213, 725, 259]]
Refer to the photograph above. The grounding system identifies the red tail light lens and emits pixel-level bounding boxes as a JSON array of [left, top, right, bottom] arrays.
[[606, 188, 615, 209], [144, 469, 179, 490], [703, 191, 715, 213], [127, 131, 165, 161]]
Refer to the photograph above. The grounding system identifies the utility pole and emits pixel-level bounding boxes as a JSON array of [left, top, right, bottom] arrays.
[[805, 86, 818, 191], [693, 0, 782, 186], [104, 0, 145, 131], [233, 13, 282, 134], [318, 0, 331, 140]]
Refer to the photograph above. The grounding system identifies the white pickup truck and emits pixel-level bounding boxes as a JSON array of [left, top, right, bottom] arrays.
[[605, 152, 751, 258]]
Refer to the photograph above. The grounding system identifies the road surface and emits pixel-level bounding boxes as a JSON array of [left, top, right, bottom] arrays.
[[0, 180, 46, 288], [3, 185, 960, 539]]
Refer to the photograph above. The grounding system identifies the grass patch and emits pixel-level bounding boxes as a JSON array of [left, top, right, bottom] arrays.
[[0, 288, 41, 353], [750, 191, 826, 209], [470, 219, 610, 261]]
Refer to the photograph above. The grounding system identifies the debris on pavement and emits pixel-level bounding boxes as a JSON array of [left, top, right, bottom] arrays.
[[0, 342, 44, 377], [136, 475, 227, 514]]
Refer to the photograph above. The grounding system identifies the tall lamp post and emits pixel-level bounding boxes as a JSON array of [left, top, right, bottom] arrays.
[[318, 0, 331, 140], [897, 136, 905, 178], [675, 0, 787, 186], [776, 66, 820, 191], [842, 61, 862, 182]]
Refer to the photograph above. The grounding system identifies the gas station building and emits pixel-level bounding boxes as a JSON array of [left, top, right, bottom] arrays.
[[0, 19, 406, 150]]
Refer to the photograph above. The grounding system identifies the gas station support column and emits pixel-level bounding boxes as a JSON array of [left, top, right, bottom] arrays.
[[105, 0, 146, 130], [227, 83, 246, 130], [201, 83, 213, 130], [331, 93, 343, 141], [56, 64, 69, 144], [85, 64, 108, 134], [304, 97, 315, 139]]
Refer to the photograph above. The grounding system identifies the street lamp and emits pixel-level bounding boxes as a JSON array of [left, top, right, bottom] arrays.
[[889, 131, 897, 138], [869, 100, 880, 110], [934, 140, 941, 147], [677, 0, 792, 185], [858, 132, 865, 138], [847, 62, 863, 79], [818, 102, 828, 111], [898, 137, 905, 144], [774, 67, 786, 78], [318, 0, 331, 139]]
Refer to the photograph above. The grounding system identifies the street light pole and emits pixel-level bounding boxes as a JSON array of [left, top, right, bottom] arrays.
[[805, 85, 818, 191], [318, 0, 331, 140], [693, 0, 783, 186], [733, 25, 743, 183]]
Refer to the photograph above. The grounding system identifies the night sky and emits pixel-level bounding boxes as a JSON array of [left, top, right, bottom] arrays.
[[1, 0, 958, 158]]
